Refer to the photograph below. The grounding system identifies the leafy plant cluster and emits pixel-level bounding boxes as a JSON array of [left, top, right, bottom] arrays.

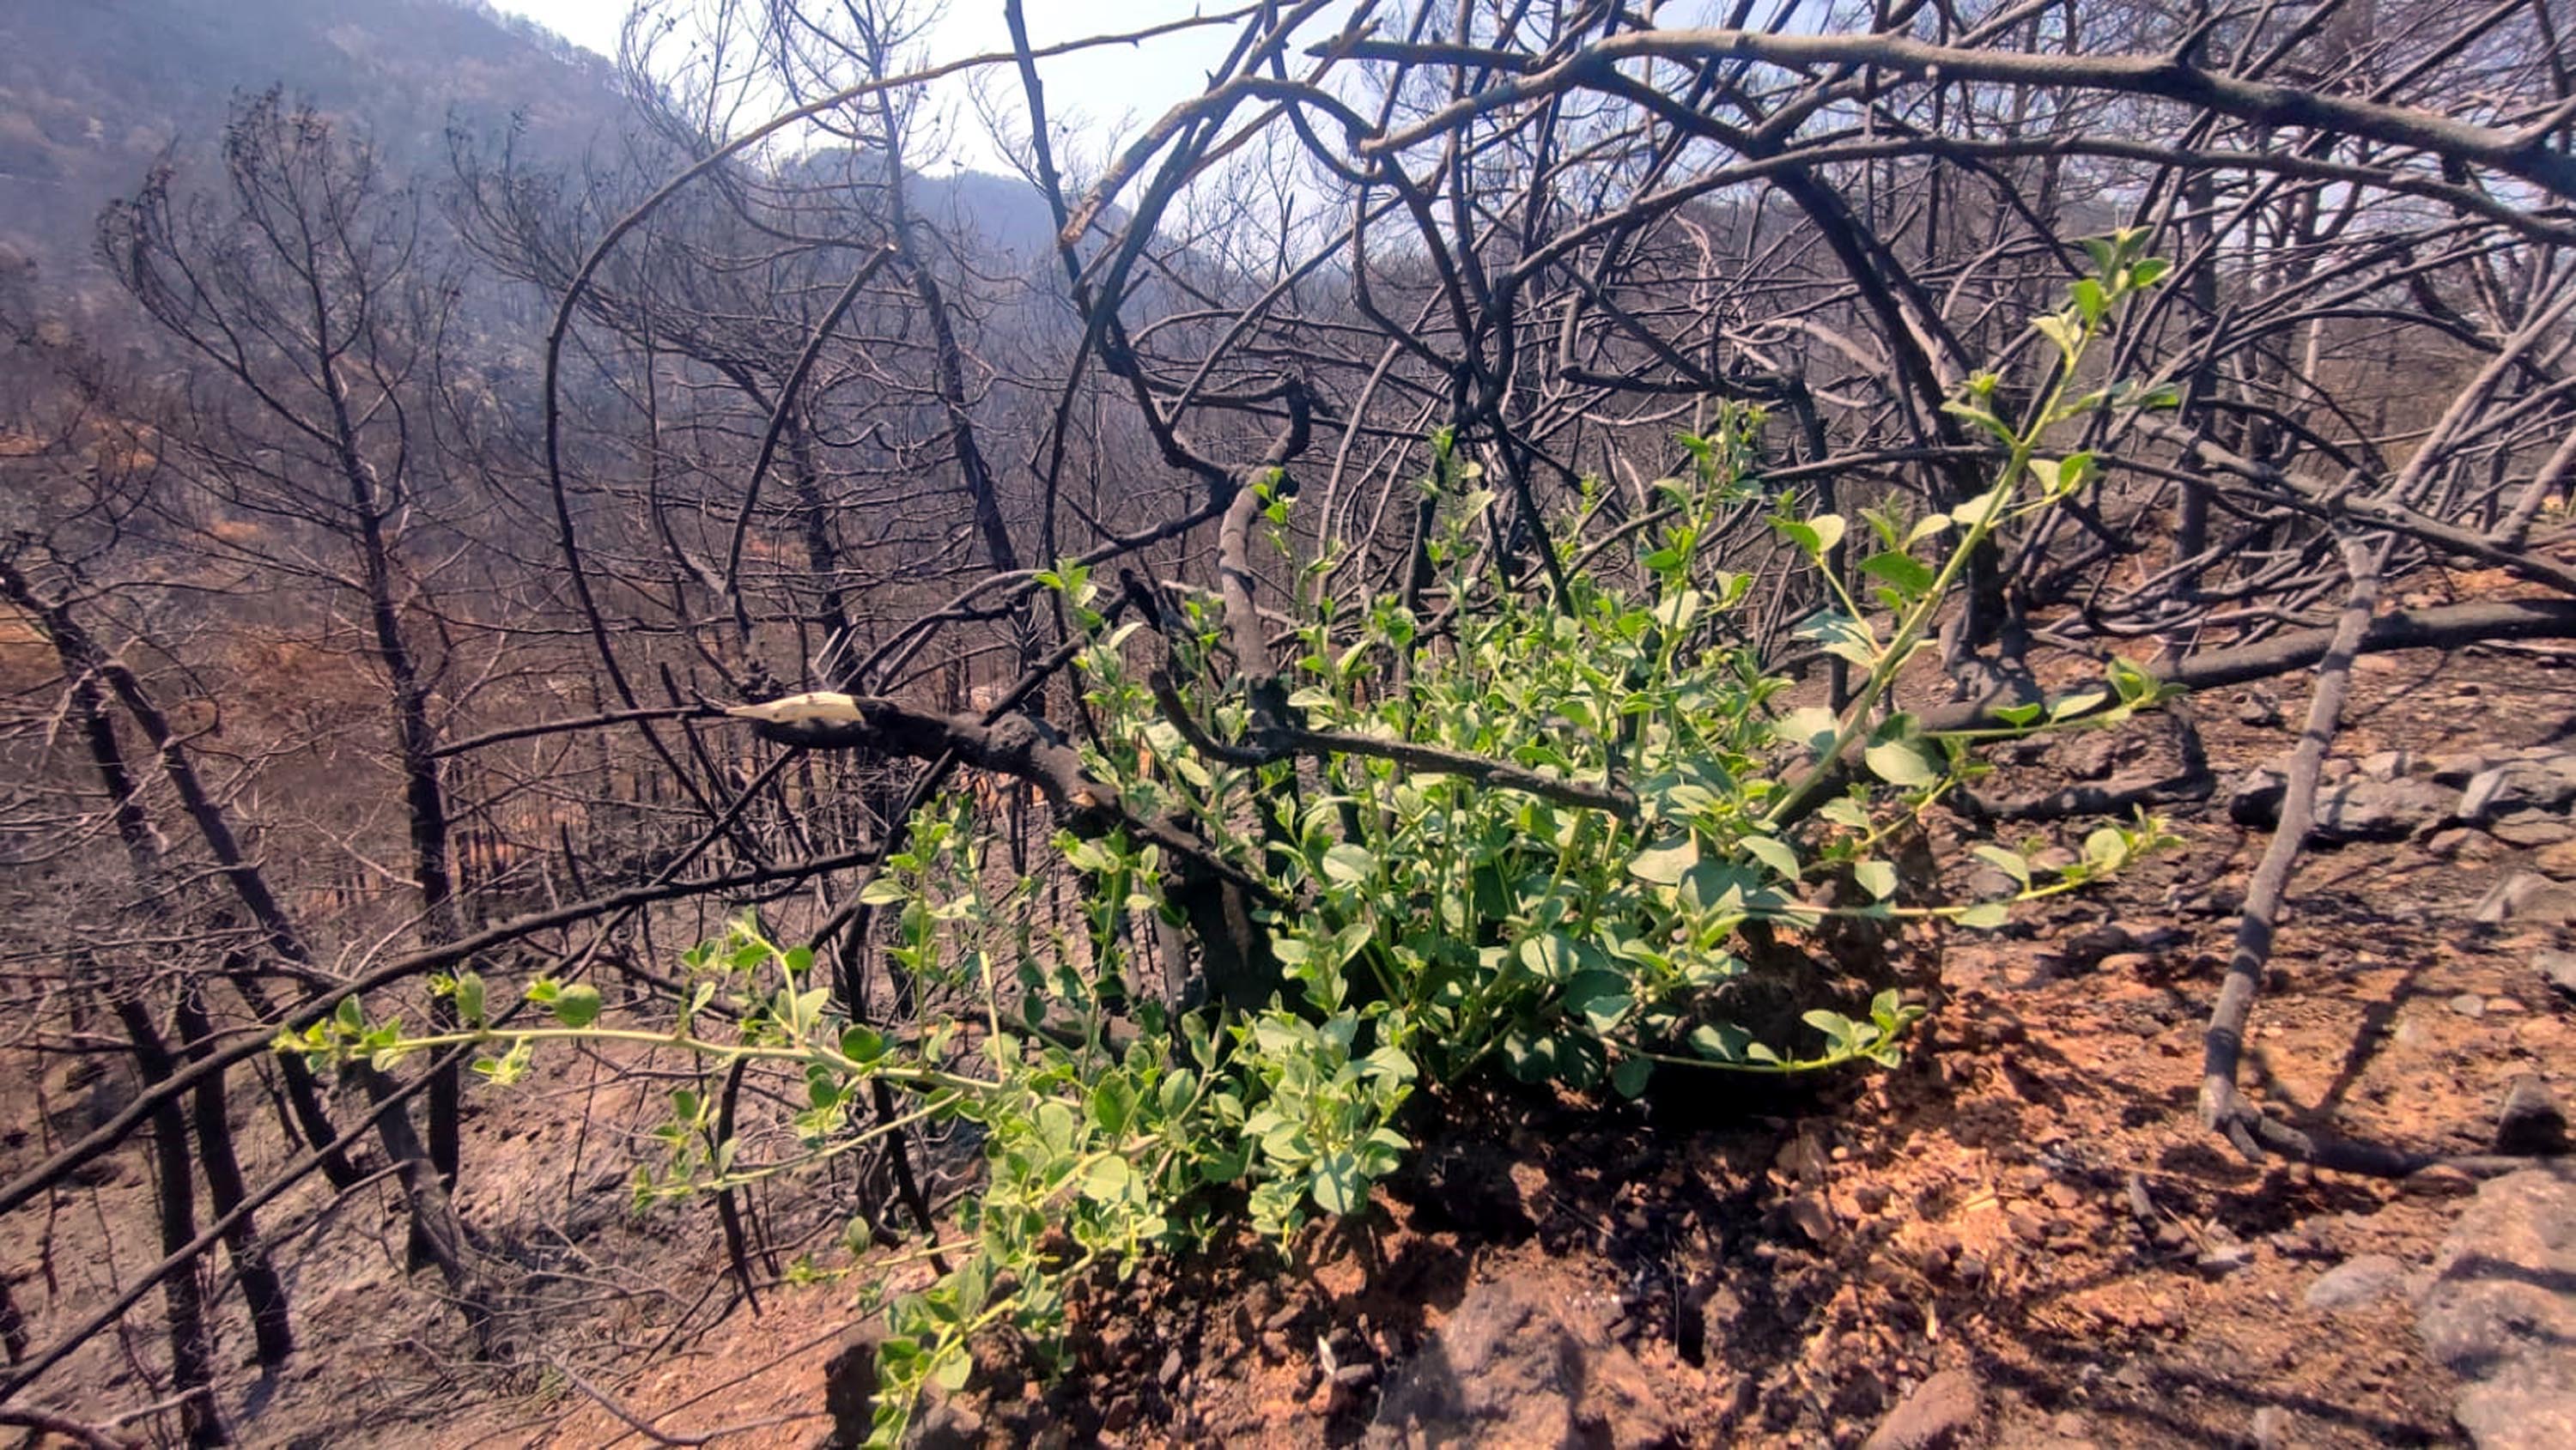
[[290, 234, 2180, 1445]]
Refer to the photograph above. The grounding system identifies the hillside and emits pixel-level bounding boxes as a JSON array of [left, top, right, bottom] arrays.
[[0, 0, 625, 299]]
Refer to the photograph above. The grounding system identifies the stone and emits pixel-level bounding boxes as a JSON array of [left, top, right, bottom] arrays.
[[2541, 840, 2576, 878], [2196, 1242, 2255, 1277], [2432, 750, 2506, 786], [1367, 1278, 1670, 1449], [2229, 767, 2288, 826], [2540, 949, 2576, 1000], [2427, 827, 2480, 858], [2407, 1164, 2481, 1197], [2228, 767, 2453, 841], [2235, 691, 2284, 728], [2460, 767, 2513, 822], [2251, 1405, 2294, 1450], [2472, 872, 2576, 926], [2315, 780, 2458, 841], [2491, 811, 2576, 849], [1785, 1192, 1836, 1244], [2063, 736, 2123, 781], [2496, 1076, 2568, 1156], [2451, 993, 2489, 1019], [823, 1327, 884, 1447], [2360, 749, 2414, 781], [1862, 1369, 1982, 1450], [2415, 1164, 2576, 1448], [2460, 760, 2576, 823], [2304, 1253, 2412, 1313]]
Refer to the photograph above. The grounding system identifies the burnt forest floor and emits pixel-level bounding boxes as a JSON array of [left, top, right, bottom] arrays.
[[513, 634, 2576, 1450]]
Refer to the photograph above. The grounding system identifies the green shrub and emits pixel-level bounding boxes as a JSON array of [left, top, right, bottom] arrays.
[[292, 231, 2182, 1445]]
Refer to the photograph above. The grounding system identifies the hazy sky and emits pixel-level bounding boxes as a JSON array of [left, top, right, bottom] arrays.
[[490, 1, 1250, 173]]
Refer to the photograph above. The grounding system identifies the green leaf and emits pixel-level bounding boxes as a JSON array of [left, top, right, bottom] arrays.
[[1611, 1055, 1653, 1099], [1971, 844, 2032, 887], [1741, 834, 1801, 881], [1863, 738, 1939, 788], [1951, 491, 2003, 530], [452, 972, 485, 1028], [1309, 1153, 1364, 1216], [2083, 825, 2131, 871], [1564, 969, 1634, 1034], [1853, 859, 1899, 900], [1652, 589, 1704, 634], [1860, 549, 1935, 596], [1321, 843, 1377, 886], [1689, 1022, 1753, 1062], [1628, 835, 1699, 886], [1081, 1155, 1134, 1202], [1090, 1076, 1138, 1137], [550, 984, 603, 1029], [1519, 932, 1581, 983], [1778, 705, 1839, 755], [1956, 902, 2011, 930], [857, 876, 909, 906]]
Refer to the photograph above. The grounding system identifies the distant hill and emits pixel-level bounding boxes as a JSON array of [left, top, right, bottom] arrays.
[[1, 0, 1082, 325], [0, 0, 628, 300]]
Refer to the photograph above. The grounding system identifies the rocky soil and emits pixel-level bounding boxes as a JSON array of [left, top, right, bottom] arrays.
[[513, 637, 2576, 1450], [18, 637, 2576, 1450]]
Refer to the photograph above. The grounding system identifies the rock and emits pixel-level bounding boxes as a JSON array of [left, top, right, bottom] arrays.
[[2539, 950, 2576, 1000], [2196, 1242, 2255, 1277], [2304, 1253, 2411, 1313], [2451, 993, 2489, 1019], [2315, 780, 2458, 841], [1368, 1279, 1670, 1449], [2234, 691, 2284, 728], [2415, 1163, 2576, 1448], [2473, 872, 2576, 926], [2459, 767, 2513, 822], [822, 1327, 884, 1447], [2063, 736, 2123, 781], [2492, 811, 2576, 849], [2229, 767, 2288, 827], [2496, 1076, 2568, 1156], [1785, 1192, 1836, 1244], [914, 1398, 982, 1449], [2427, 827, 2481, 858], [2431, 749, 2505, 787], [2251, 1405, 2294, 1449], [2541, 840, 2576, 878], [1863, 1369, 1982, 1450], [2228, 767, 2453, 841], [2460, 760, 2576, 823], [2360, 749, 2414, 781], [2406, 1164, 2480, 1197]]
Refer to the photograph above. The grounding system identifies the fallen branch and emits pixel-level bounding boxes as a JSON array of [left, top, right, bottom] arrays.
[[2202, 537, 2382, 1139]]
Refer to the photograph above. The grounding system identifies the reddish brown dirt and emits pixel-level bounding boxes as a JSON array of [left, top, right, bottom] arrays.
[[507, 640, 2576, 1450]]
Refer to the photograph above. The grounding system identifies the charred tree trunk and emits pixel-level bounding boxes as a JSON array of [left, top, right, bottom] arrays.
[[113, 999, 228, 1448], [173, 992, 294, 1371]]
